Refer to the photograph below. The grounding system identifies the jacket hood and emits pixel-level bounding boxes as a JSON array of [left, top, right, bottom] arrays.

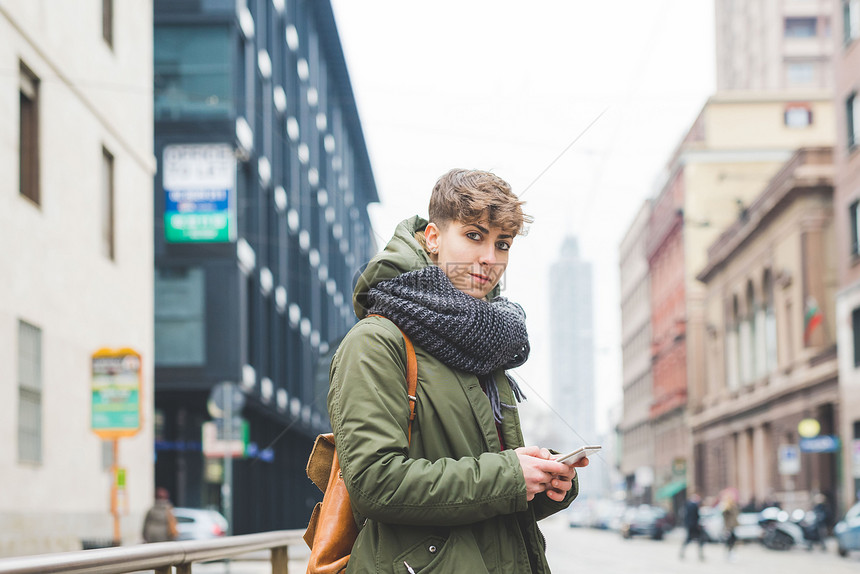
[[353, 215, 432, 319]]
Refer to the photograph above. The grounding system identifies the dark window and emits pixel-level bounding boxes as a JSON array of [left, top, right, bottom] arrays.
[[19, 62, 39, 205], [154, 267, 206, 366], [764, 270, 777, 371], [785, 17, 818, 38], [853, 308, 860, 367], [154, 25, 233, 120], [855, 418, 860, 499], [246, 273, 259, 372], [849, 93, 858, 150], [102, 0, 113, 48], [102, 147, 115, 260], [851, 201, 860, 256]]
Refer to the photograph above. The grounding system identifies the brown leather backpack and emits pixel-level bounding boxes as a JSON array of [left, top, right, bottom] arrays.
[[303, 322, 417, 574]]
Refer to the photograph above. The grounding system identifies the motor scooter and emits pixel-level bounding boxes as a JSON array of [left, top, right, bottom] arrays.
[[758, 507, 823, 550], [758, 507, 805, 550], [794, 508, 827, 550]]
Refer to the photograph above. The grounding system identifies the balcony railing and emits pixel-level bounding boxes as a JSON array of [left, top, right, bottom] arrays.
[[0, 530, 307, 574]]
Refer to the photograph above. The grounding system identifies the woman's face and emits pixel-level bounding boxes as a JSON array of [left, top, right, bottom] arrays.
[[424, 219, 513, 299]]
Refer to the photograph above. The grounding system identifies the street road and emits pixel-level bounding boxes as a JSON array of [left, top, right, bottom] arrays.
[[180, 512, 860, 573], [543, 513, 858, 574]]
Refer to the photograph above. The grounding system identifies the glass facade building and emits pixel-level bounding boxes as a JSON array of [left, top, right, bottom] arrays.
[[153, 0, 377, 532]]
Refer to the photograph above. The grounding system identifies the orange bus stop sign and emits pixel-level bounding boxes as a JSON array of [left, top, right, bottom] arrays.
[[91, 348, 142, 439]]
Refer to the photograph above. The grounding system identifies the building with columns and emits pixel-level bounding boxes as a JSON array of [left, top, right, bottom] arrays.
[[694, 147, 838, 511], [646, 91, 834, 515]]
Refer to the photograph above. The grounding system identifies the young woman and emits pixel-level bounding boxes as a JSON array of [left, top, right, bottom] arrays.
[[328, 169, 588, 573]]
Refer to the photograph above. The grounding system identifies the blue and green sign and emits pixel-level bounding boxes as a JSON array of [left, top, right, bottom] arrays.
[[163, 143, 236, 243]]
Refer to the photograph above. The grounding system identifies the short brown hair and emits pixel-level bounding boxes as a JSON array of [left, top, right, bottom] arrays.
[[428, 169, 532, 236]]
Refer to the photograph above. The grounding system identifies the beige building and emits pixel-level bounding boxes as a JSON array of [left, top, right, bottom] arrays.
[[618, 201, 655, 504], [694, 148, 838, 511], [715, 0, 836, 92], [833, 0, 860, 511], [0, 1, 155, 555], [642, 91, 834, 512]]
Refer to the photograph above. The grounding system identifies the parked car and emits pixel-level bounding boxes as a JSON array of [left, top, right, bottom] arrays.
[[620, 505, 672, 540], [699, 506, 723, 542], [735, 510, 765, 541], [590, 499, 627, 531], [835, 500, 860, 557], [699, 505, 763, 543], [173, 507, 228, 541], [567, 504, 593, 528]]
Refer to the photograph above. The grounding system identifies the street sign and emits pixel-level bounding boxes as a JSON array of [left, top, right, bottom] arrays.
[[245, 442, 275, 462], [778, 444, 800, 475], [202, 419, 248, 458], [163, 143, 237, 243], [207, 382, 245, 419], [91, 348, 142, 438], [799, 435, 840, 453]]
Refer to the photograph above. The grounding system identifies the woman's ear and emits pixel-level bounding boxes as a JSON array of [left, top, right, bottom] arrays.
[[424, 222, 440, 254]]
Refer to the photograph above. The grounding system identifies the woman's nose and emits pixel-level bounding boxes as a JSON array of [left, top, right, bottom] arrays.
[[478, 244, 496, 266]]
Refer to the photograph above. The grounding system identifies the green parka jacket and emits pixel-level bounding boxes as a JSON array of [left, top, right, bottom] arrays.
[[327, 216, 578, 573]]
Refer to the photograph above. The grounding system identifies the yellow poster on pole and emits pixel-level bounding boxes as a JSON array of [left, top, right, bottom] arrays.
[[91, 348, 142, 439]]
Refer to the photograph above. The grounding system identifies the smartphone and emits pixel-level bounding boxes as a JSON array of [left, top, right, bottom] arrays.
[[555, 445, 602, 465]]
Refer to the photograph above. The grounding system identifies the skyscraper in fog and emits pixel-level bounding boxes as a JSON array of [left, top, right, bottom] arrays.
[[549, 237, 596, 452]]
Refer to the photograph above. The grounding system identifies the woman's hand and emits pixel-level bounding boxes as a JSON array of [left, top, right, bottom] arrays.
[[515, 446, 578, 501], [546, 454, 588, 502]]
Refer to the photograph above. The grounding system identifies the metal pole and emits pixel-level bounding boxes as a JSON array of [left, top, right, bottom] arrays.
[[224, 386, 233, 574], [112, 438, 120, 545], [836, 440, 844, 516], [224, 388, 233, 536]]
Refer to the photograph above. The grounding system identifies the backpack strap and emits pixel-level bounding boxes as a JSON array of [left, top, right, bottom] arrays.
[[367, 314, 418, 443], [401, 331, 418, 443]]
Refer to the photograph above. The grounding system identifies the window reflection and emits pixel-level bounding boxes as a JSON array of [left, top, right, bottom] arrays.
[[154, 26, 233, 120]]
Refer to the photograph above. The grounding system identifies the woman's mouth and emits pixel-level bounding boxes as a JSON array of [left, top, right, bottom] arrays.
[[469, 273, 489, 285]]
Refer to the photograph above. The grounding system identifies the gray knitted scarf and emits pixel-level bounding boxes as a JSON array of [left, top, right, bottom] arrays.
[[366, 265, 529, 423]]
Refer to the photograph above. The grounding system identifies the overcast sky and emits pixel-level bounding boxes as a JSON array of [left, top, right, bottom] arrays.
[[329, 0, 717, 439]]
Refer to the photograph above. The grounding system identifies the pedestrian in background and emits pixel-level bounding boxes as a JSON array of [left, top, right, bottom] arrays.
[[142, 487, 178, 543], [328, 169, 590, 573], [811, 493, 832, 551], [721, 490, 740, 560], [680, 493, 705, 561]]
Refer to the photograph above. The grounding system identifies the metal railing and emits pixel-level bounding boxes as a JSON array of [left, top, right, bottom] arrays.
[[0, 530, 307, 574]]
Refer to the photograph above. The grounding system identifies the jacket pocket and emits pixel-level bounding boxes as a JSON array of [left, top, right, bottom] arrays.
[[392, 529, 491, 574]]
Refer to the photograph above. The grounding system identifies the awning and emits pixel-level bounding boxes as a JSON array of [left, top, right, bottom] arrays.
[[656, 479, 687, 500]]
